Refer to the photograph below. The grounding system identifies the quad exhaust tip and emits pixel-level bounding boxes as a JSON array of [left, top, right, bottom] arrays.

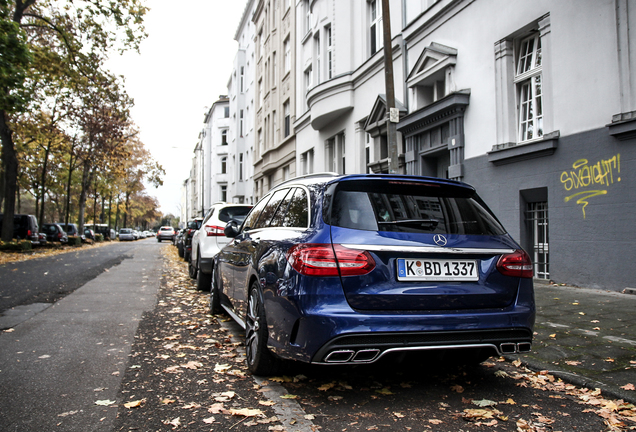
[[500, 342, 532, 354]]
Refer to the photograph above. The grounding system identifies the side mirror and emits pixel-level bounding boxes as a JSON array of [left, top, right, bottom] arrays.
[[224, 220, 240, 238]]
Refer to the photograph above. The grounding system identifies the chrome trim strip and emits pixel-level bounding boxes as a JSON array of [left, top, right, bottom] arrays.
[[312, 343, 502, 365], [341, 244, 515, 255], [222, 304, 246, 330]]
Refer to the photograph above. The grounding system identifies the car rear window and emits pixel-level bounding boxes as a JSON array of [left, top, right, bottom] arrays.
[[120, 229, 132, 234], [219, 206, 251, 223], [329, 180, 506, 235]]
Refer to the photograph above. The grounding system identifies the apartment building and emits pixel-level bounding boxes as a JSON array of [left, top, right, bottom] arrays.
[[293, 0, 635, 291], [252, 0, 298, 202], [227, 0, 258, 205]]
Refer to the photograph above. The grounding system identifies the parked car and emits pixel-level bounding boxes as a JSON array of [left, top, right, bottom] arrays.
[[38, 232, 47, 246], [157, 226, 175, 242], [190, 203, 252, 290], [83, 228, 95, 242], [56, 222, 79, 237], [183, 218, 203, 263], [211, 173, 535, 375], [92, 224, 116, 240], [119, 228, 134, 241], [175, 228, 186, 257], [0, 213, 39, 244], [41, 223, 68, 243]]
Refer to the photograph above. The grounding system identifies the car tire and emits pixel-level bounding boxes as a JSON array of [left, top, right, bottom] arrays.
[[209, 268, 222, 315], [196, 254, 211, 291], [177, 243, 184, 258], [157, 238, 161, 242], [188, 256, 197, 279], [245, 283, 281, 376]]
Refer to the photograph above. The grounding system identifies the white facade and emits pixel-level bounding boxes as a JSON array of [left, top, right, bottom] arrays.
[[203, 97, 231, 212], [294, 0, 405, 177], [227, 0, 257, 205]]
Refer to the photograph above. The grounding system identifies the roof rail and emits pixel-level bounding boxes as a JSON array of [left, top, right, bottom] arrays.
[[275, 172, 339, 187]]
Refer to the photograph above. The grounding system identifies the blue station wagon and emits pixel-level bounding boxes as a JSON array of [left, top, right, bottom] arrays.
[[211, 174, 535, 375]]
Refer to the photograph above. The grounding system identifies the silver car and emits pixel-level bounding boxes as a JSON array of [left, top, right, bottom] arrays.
[[119, 228, 134, 241]]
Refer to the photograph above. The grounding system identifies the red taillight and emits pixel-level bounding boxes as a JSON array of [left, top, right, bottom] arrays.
[[205, 225, 225, 237], [58, 232, 62, 239], [497, 249, 533, 278], [286, 244, 375, 277]]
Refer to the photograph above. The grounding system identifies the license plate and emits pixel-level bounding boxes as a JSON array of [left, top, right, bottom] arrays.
[[397, 258, 478, 281]]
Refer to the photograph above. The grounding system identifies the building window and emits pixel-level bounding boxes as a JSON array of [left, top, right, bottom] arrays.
[[369, 0, 382, 56], [526, 201, 549, 279], [284, 37, 291, 74], [326, 25, 333, 79], [259, 30, 264, 59], [221, 130, 228, 145], [515, 33, 543, 142], [283, 101, 290, 137], [258, 128, 263, 155], [220, 185, 227, 202], [326, 132, 345, 174], [283, 165, 290, 181], [240, 66, 244, 93], [272, 51, 277, 85], [221, 156, 227, 174], [224, 106, 229, 118], [272, 110, 277, 143], [239, 153, 244, 181], [304, 65, 312, 109], [303, 0, 311, 36], [258, 79, 263, 108], [301, 148, 314, 175], [314, 32, 321, 84], [239, 109, 244, 137]]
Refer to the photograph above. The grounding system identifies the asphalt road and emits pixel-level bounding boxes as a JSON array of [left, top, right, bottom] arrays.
[[0, 239, 163, 432], [0, 242, 134, 314]]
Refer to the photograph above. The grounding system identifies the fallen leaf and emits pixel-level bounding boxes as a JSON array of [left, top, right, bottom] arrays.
[[214, 363, 231, 373], [549, 333, 556, 338], [280, 394, 298, 399], [605, 358, 615, 363], [95, 399, 116, 406], [451, 384, 464, 393], [259, 400, 276, 406], [428, 419, 443, 424], [472, 399, 498, 407], [123, 399, 145, 408], [202, 416, 215, 424], [375, 387, 394, 395], [565, 360, 582, 366], [230, 408, 264, 417], [620, 383, 635, 391], [180, 361, 203, 369], [393, 412, 405, 418]]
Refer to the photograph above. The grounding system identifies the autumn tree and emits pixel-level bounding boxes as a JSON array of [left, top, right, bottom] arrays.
[[0, 0, 147, 241]]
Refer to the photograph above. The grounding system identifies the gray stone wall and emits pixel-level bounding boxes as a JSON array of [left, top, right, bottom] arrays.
[[464, 128, 635, 292]]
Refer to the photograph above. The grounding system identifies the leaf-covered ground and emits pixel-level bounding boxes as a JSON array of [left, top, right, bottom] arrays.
[[113, 246, 636, 431]]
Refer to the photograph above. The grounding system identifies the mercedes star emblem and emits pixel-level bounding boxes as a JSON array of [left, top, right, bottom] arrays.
[[433, 234, 447, 246]]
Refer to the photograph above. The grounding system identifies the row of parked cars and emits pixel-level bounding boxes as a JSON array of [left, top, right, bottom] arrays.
[[167, 173, 536, 377], [118, 228, 155, 241], [0, 214, 119, 245]]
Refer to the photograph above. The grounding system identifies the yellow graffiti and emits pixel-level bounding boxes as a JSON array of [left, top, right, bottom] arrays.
[[564, 190, 608, 219], [560, 154, 620, 218]]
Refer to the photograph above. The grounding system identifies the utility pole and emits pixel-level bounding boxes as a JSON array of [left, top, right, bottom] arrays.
[[381, 0, 400, 174]]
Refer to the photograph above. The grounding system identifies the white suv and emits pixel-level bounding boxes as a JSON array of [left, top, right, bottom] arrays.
[[189, 203, 252, 290]]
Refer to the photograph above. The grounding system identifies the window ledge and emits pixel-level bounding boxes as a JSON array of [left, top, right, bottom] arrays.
[[488, 131, 559, 166], [608, 111, 636, 141]]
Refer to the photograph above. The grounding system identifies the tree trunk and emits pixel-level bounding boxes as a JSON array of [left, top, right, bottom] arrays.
[[1, 111, 18, 241], [77, 158, 93, 233], [38, 138, 53, 224]]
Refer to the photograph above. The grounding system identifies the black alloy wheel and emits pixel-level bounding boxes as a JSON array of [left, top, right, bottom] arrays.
[[196, 253, 212, 291], [245, 283, 280, 376]]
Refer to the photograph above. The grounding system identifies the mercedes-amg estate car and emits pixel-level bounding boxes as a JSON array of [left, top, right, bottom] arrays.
[[211, 174, 535, 375]]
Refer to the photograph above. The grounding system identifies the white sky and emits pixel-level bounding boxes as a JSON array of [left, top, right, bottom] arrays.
[[107, 0, 248, 217]]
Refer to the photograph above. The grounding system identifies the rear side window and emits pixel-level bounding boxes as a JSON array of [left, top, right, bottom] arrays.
[[282, 188, 309, 228], [254, 189, 290, 229], [330, 180, 505, 235]]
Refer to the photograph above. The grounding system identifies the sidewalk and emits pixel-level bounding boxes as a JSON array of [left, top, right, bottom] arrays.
[[516, 280, 636, 404]]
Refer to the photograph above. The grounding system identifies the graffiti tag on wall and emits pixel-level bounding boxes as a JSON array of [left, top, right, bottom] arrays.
[[560, 154, 621, 218]]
